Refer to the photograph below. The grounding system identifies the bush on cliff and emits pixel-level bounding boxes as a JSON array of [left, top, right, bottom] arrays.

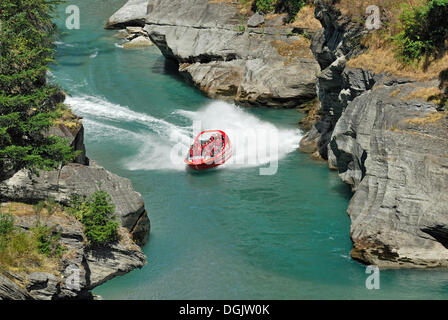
[[69, 191, 120, 246], [0, 0, 76, 179], [32, 225, 64, 257], [0, 210, 63, 272], [0, 213, 14, 249], [255, 0, 307, 21], [394, 0, 448, 64]]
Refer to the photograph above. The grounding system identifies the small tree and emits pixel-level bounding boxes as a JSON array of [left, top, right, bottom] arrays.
[[72, 191, 120, 246], [0, 212, 14, 237]]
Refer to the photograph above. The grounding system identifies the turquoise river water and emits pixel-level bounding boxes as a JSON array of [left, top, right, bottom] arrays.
[[50, 0, 448, 299]]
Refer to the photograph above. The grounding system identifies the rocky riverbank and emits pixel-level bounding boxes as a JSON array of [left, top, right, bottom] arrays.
[[0, 202, 146, 300], [106, 0, 320, 107], [300, 1, 448, 268], [0, 112, 150, 299], [105, 0, 448, 269]]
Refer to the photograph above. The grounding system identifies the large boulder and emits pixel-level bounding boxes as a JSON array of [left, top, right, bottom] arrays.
[[0, 161, 150, 246], [106, 0, 320, 107], [105, 0, 148, 28], [247, 13, 265, 28]]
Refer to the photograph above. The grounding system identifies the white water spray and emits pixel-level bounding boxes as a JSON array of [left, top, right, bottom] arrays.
[[65, 96, 302, 173]]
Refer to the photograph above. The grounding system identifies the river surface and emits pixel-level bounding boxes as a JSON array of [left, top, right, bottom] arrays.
[[50, 0, 448, 299]]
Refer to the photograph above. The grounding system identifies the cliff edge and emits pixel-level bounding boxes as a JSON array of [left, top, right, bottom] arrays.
[[106, 0, 321, 108], [301, 0, 448, 268]]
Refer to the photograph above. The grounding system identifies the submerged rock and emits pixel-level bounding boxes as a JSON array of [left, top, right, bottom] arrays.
[[123, 35, 154, 48], [106, 0, 320, 108]]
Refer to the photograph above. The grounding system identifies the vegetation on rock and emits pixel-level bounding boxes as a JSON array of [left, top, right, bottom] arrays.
[[342, 0, 448, 108], [0, 0, 77, 179], [253, 0, 308, 21], [68, 191, 120, 246], [393, 0, 448, 64], [0, 202, 65, 273]]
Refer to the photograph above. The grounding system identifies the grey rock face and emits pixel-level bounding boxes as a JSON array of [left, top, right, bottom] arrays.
[[107, 0, 320, 107], [300, 1, 448, 269], [106, 0, 148, 28], [330, 82, 448, 268], [27, 272, 61, 300], [300, 3, 368, 157], [247, 13, 264, 28], [0, 210, 146, 300], [48, 124, 88, 166], [85, 229, 146, 289], [0, 161, 149, 246], [0, 275, 31, 300]]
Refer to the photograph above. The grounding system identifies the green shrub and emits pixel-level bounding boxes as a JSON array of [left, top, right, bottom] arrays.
[[275, 0, 305, 22], [32, 225, 64, 257], [255, 0, 306, 21], [0, 203, 67, 272], [0, 227, 49, 271], [69, 191, 120, 246], [0, 213, 14, 237], [0, 213, 14, 250], [394, 0, 448, 64], [7, 232, 36, 260], [256, 0, 276, 13], [236, 13, 246, 33]]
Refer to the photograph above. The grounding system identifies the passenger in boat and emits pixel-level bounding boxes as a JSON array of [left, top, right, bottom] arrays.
[[202, 141, 211, 158], [189, 140, 201, 158], [215, 134, 223, 148], [198, 133, 225, 159], [201, 135, 215, 158], [209, 136, 216, 158]]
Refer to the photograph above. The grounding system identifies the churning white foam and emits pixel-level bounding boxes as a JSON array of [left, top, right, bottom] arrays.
[[65, 96, 301, 172]]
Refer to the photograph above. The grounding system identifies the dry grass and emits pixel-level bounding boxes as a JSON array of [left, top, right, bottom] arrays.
[[208, 0, 255, 14], [343, 0, 448, 82], [291, 5, 321, 30], [208, 0, 236, 4], [390, 88, 401, 97], [335, 0, 424, 22], [53, 104, 81, 130], [271, 38, 313, 64], [1, 202, 64, 218], [404, 112, 446, 125], [347, 30, 448, 82], [0, 202, 66, 275], [238, 0, 255, 14], [404, 87, 444, 102], [265, 13, 287, 20]]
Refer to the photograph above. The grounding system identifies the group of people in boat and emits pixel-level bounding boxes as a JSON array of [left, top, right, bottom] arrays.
[[189, 133, 224, 160]]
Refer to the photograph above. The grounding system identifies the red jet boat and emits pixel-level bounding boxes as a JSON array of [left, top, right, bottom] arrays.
[[185, 130, 232, 170]]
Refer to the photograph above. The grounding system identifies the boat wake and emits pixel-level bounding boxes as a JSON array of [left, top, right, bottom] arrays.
[[65, 95, 302, 172]]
